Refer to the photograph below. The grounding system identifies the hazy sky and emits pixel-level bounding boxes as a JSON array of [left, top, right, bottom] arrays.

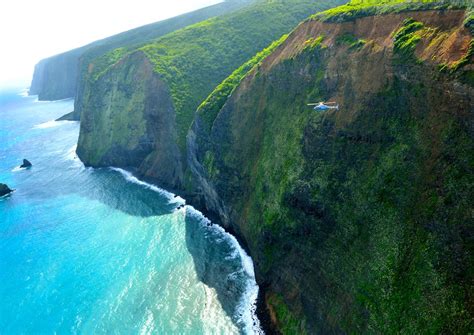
[[0, 0, 221, 88]]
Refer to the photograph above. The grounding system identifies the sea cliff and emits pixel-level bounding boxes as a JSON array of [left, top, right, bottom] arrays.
[[42, 1, 474, 333], [187, 7, 473, 334]]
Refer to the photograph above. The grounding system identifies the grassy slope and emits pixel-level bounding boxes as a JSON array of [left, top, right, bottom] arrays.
[[196, 34, 290, 131], [76, 1, 254, 85], [194, 0, 472, 132], [311, 0, 468, 22], [78, 0, 253, 64], [31, 0, 252, 100], [132, 0, 346, 149]]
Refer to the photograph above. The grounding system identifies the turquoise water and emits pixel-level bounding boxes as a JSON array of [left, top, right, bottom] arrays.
[[0, 89, 261, 334]]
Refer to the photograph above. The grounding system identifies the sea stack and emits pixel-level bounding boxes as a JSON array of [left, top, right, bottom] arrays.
[[20, 159, 32, 168], [0, 183, 13, 197]]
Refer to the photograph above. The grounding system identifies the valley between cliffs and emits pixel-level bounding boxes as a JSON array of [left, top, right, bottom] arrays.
[[68, 3, 473, 334]]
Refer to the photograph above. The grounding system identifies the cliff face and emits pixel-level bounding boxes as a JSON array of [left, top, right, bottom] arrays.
[[29, 0, 253, 102], [29, 50, 80, 100], [76, 0, 344, 189], [76, 52, 183, 187], [188, 9, 473, 334]]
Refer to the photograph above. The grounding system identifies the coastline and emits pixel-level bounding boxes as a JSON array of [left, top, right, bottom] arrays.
[[177, 188, 278, 335], [110, 166, 265, 334], [10, 88, 270, 333]]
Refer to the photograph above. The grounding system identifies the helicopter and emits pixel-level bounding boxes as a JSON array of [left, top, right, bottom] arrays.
[[307, 101, 339, 111]]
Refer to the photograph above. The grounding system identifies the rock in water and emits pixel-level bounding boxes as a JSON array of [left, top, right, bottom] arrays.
[[55, 111, 78, 121], [0, 183, 13, 197], [20, 159, 32, 168]]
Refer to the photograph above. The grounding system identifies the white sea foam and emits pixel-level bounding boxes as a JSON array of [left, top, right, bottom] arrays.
[[33, 97, 73, 103], [33, 120, 74, 129], [185, 206, 264, 335], [53, 98, 74, 102], [33, 120, 59, 129], [18, 88, 29, 97], [140, 309, 155, 335], [66, 145, 78, 161], [110, 167, 185, 205], [0, 190, 14, 198], [12, 166, 26, 172]]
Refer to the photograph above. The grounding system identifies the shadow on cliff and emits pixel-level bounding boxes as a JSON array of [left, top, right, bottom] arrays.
[[77, 166, 255, 331], [184, 209, 257, 333], [83, 167, 180, 217]]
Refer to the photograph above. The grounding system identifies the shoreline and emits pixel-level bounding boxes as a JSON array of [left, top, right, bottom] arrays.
[[19, 90, 275, 333], [110, 166, 267, 334], [175, 188, 279, 335]]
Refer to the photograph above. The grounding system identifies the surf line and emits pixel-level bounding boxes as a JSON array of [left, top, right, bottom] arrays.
[[110, 166, 264, 335]]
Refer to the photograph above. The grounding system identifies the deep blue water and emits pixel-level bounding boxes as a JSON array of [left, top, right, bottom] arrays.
[[0, 89, 261, 334]]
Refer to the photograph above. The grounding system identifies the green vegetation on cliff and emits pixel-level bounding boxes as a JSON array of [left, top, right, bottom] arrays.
[[449, 39, 474, 71], [90, 48, 128, 81], [208, 50, 473, 335], [189, 6, 473, 334], [465, 10, 474, 33], [335, 33, 366, 49], [77, 0, 345, 187], [311, 0, 467, 22], [31, 0, 253, 101], [267, 293, 307, 334], [393, 18, 424, 54], [136, 0, 344, 149], [78, 52, 150, 166], [196, 34, 289, 130], [73, 1, 473, 333]]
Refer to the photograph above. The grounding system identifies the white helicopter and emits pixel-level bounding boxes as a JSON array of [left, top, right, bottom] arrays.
[[307, 101, 339, 111]]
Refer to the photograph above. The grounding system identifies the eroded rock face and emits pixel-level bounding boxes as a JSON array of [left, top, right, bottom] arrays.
[[0, 183, 13, 197], [187, 10, 474, 334], [77, 51, 183, 189]]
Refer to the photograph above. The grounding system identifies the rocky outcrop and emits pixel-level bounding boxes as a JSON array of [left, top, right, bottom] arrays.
[[187, 9, 473, 334], [20, 159, 32, 168], [0, 183, 13, 197]]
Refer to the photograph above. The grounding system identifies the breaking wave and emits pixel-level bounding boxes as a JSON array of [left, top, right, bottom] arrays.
[[112, 168, 263, 334], [110, 167, 185, 205], [33, 120, 73, 129], [185, 206, 263, 335]]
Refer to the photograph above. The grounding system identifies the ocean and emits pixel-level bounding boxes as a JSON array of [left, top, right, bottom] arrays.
[[0, 88, 261, 334]]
